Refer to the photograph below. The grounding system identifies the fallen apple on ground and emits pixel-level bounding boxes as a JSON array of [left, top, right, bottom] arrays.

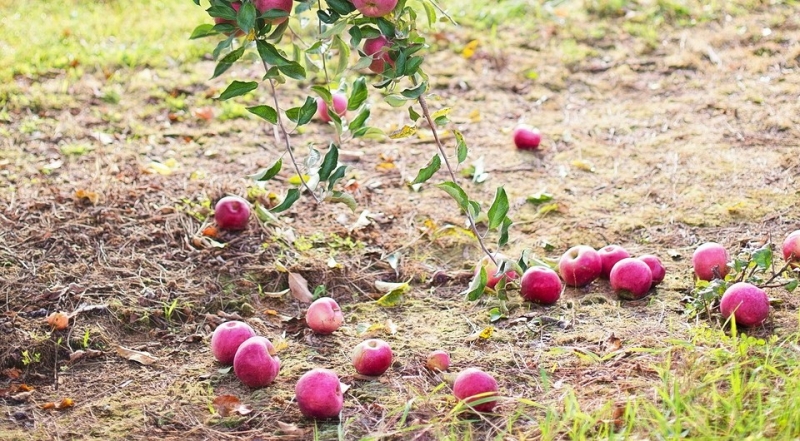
[[233, 336, 281, 388], [692, 242, 730, 281], [720, 282, 769, 327], [597, 245, 630, 279], [210, 320, 256, 365], [352, 339, 393, 376], [638, 254, 666, 287], [558, 245, 602, 287], [519, 266, 562, 305], [306, 297, 344, 334], [782, 230, 800, 268], [453, 368, 499, 413], [425, 350, 450, 372], [295, 368, 344, 419], [214, 195, 251, 231], [513, 125, 542, 150], [609, 257, 653, 300]]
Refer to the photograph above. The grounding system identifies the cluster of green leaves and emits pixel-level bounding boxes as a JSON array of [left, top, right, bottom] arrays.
[[684, 245, 798, 321]]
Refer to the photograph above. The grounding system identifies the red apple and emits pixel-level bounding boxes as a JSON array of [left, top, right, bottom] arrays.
[[363, 35, 395, 73], [597, 245, 630, 279], [513, 125, 542, 150], [352, 0, 398, 17], [214, 195, 251, 231], [720, 282, 769, 327], [306, 297, 344, 334], [474, 253, 518, 289], [295, 368, 344, 419], [317, 93, 347, 123], [453, 368, 499, 413], [352, 339, 393, 376], [254, 0, 293, 25], [519, 266, 562, 305], [558, 245, 602, 287], [638, 254, 666, 287], [692, 242, 729, 281], [782, 230, 800, 268], [233, 336, 281, 388], [210, 320, 256, 365], [609, 258, 653, 300], [425, 350, 450, 371]]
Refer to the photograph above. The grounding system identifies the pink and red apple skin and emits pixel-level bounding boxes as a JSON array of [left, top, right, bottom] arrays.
[[453, 368, 499, 413], [214, 195, 251, 231], [609, 258, 653, 300], [519, 266, 562, 305], [295, 368, 344, 419], [638, 254, 666, 287], [352, 339, 393, 376], [692, 242, 730, 281], [254, 0, 293, 25], [782, 230, 800, 268], [598, 245, 631, 279], [513, 125, 542, 150], [317, 93, 348, 123], [233, 336, 281, 388], [558, 245, 603, 287], [363, 36, 394, 73], [425, 350, 450, 371], [720, 282, 770, 327], [306, 297, 344, 334], [352, 0, 398, 17], [210, 320, 256, 365], [475, 253, 518, 289]]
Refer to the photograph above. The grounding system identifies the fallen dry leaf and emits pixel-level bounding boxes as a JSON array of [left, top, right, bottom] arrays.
[[46, 312, 69, 330], [41, 398, 74, 411], [114, 345, 158, 365], [74, 189, 99, 205], [213, 395, 252, 417], [276, 421, 307, 436], [2, 368, 22, 380], [69, 349, 104, 364], [288, 273, 313, 303]]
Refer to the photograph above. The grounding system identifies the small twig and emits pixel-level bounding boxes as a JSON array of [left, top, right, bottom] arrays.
[[760, 260, 796, 287], [260, 57, 320, 203], [417, 93, 496, 265]]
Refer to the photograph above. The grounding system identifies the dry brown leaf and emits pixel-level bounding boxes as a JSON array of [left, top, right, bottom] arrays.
[[69, 349, 104, 364], [288, 273, 313, 303], [74, 189, 99, 205], [276, 421, 307, 436], [41, 398, 74, 411], [213, 395, 252, 417], [46, 312, 69, 330], [114, 345, 158, 365], [2, 368, 21, 379]]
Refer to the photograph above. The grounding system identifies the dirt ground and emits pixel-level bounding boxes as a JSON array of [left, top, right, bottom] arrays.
[[1, 2, 799, 440]]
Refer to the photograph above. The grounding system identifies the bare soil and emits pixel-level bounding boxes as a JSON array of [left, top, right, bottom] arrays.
[[1, 4, 799, 440]]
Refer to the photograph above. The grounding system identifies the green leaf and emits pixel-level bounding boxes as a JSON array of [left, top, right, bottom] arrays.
[[376, 289, 404, 307], [256, 40, 292, 66], [401, 82, 427, 99], [319, 145, 339, 181], [488, 307, 505, 322], [785, 279, 798, 292], [247, 105, 278, 124], [311, 85, 332, 104], [218, 80, 258, 100], [327, 191, 356, 212], [411, 154, 441, 185], [437, 181, 469, 212], [212, 46, 245, 79], [421, 0, 437, 26], [408, 106, 421, 122], [236, 1, 257, 34], [487, 187, 509, 230], [385, 94, 409, 108], [332, 36, 350, 77], [347, 108, 370, 134], [751, 247, 772, 271], [455, 130, 468, 163], [527, 192, 554, 205], [327, 165, 347, 190], [285, 96, 317, 125], [277, 62, 306, 80], [190, 24, 217, 39], [462, 266, 488, 301], [249, 157, 282, 181], [348, 77, 368, 111], [498, 216, 512, 248], [271, 188, 301, 213]]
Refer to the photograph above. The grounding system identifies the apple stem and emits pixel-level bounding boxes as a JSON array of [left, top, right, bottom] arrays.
[[261, 58, 321, 203], [416, 93, 496, 266]]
